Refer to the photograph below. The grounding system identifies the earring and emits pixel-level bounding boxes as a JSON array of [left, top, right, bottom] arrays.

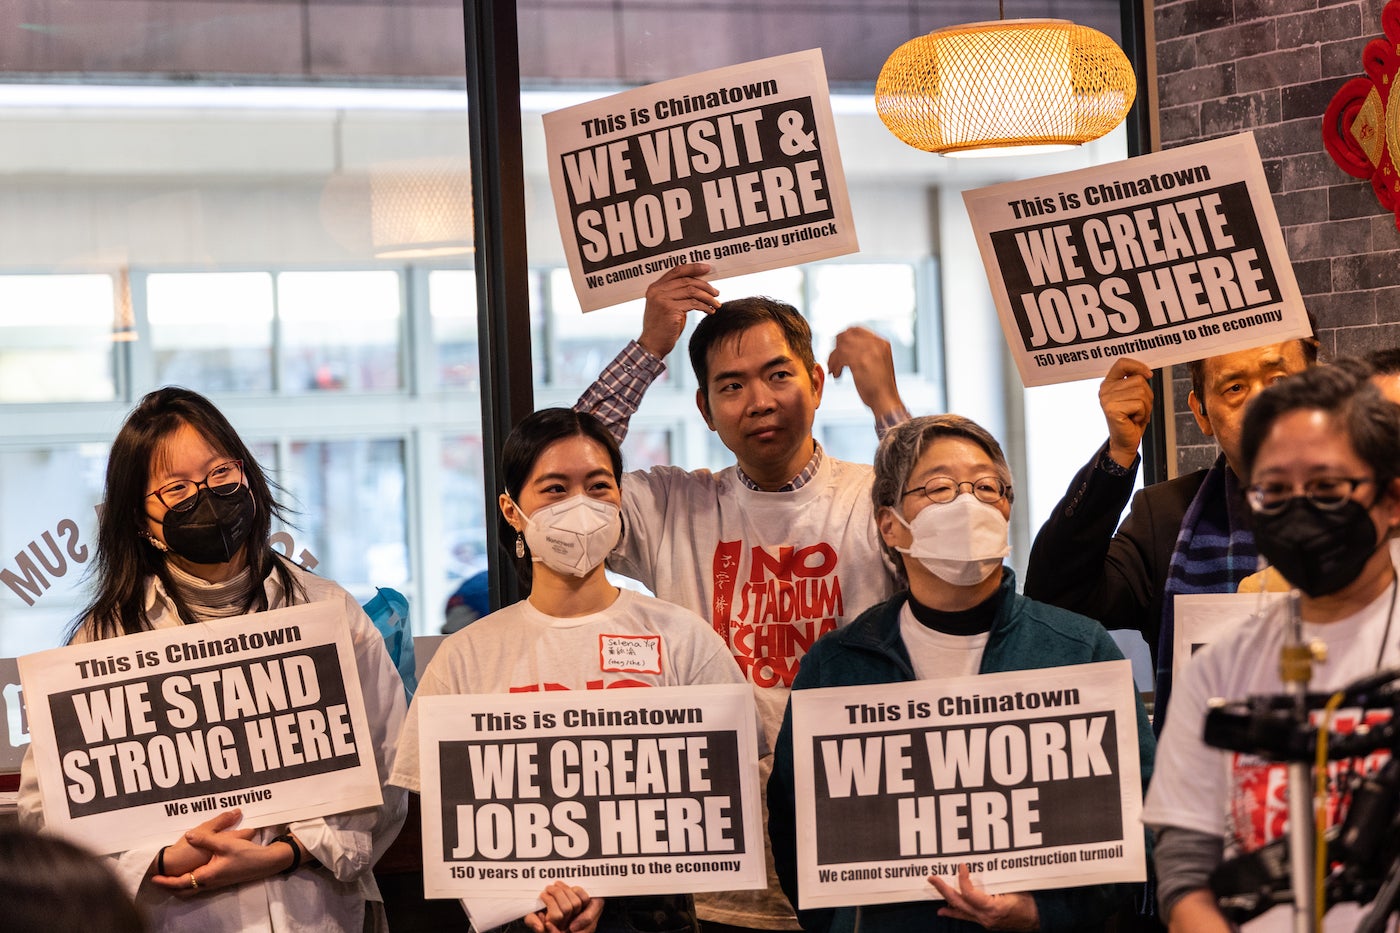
[[515, 533, 525, 559]]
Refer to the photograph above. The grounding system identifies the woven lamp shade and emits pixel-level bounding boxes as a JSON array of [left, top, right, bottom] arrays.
[[876, 19, 1136, 157]]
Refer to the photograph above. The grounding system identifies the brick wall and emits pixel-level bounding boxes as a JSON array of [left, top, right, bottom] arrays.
[[1155, 0, 1397, 474]]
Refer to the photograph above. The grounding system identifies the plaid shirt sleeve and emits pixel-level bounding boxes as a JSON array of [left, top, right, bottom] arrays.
[[574, 340, 666, 445]]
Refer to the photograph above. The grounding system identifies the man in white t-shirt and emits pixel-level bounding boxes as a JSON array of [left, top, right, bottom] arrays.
[[575, 263, 908, 932]]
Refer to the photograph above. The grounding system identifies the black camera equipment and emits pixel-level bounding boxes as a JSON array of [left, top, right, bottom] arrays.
[[1202, 667, 1400, 933]]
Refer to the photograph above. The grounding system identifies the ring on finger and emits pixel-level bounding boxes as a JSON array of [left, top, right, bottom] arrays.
[[189, 872, 199, 890]]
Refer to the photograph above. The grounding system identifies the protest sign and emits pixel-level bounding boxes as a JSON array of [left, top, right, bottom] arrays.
[[963, 133, 1311, 387], [789, 661, 1144, 909], [418, 684, 765, 901], [1174, 592, 1285, 686], [543, 49, 858, 311], [19, 601, 383, 854]]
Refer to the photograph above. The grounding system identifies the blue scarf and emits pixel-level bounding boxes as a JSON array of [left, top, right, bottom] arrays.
[[1155, 454, 1257, 734]]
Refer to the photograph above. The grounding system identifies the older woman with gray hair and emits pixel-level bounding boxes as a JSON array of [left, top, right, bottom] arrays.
[[767, 414, 1154, 933]]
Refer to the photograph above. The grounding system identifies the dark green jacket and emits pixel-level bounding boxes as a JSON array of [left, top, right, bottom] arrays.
[[768, 569, 1155, 933]]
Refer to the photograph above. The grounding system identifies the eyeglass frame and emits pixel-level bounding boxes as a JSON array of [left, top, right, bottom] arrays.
[[145, 459, 245, 513], [900, 474, 1013, 505], [1244, 475, 1373, 515]]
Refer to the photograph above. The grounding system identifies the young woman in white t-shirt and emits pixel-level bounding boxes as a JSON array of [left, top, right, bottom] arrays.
[[391, 408, 745, 933]]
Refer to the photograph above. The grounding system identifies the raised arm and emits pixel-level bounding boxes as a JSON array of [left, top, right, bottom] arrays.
[[1099, 356, 1155, 470], [826, 326, 910, 435], [575, 262, 719, 443]]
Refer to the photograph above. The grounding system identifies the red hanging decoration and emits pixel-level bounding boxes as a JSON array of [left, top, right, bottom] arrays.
[[1323, 0, 1400, 228]]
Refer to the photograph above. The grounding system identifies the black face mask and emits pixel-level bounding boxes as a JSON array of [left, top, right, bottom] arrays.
[[1252, 496, 1381, 598], [160, 486, 256, 565]]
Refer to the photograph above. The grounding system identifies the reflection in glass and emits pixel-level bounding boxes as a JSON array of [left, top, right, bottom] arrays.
[[810, 264, 917, 371], [286, 437, 408, 597], [0, 275, 116, 403], [279, 271, 402, 393], [0, 444, 108, 656], [429, 269, 479, 387], [544, 268, 647, 386], [149, 272, 275, 393], [441, 433, 487, 586]]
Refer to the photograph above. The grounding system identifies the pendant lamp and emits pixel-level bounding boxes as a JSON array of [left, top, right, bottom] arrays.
[[875, 17, 1136, 157], [370, 156, 474, 259]]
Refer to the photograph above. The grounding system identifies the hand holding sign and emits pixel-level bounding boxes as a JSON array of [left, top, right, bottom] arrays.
[[152, 808, 248, 882], [152, 808, 299, 897], [827, 326, 905, 422], [638, 262, 720, 358], [930, 863, 1039, 931], [523, 882, 604, 933], [1099, 357, 1155, 469]]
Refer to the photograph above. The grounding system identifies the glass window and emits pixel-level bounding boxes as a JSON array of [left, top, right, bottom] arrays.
[[441, 432, 488, 619], [278, 271, 403, 393], [620, 427, 671, 471], [809, 264, 917, 372], [0, 444, 108, 656], [0, 275, 117, 403], [148, 271, 275, 393], [429, 269, 479, 387], [543, 268, 649, 387], [284, 437, 408, 598]]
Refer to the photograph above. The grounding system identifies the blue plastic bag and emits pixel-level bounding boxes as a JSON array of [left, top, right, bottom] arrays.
[[361, 586, 418, 702]]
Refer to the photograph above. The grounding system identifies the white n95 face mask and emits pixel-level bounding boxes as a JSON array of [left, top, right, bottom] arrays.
[[518, 495, 622, 578], [893, 493, 1010, 586]]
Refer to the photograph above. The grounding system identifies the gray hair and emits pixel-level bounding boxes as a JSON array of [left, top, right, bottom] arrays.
[[872, 414, 1014, 578]]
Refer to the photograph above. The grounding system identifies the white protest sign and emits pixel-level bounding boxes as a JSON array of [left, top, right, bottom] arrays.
[[544, 49, 858, 311], [963, 132, 1311, 387], [1173, 592, 1284, 686], [20, 601, 383, 855], [418, 683, 765, 901], [790, 661, 1144, 909]]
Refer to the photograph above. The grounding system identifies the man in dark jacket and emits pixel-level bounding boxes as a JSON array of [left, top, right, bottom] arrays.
[[1022, 338, 1316, 730]]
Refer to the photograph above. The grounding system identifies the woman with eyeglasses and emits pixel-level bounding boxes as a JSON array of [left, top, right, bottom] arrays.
[[18, 386, 407, 932], [768, 414, 1154, 932], [1144, 364, 1400, 932]]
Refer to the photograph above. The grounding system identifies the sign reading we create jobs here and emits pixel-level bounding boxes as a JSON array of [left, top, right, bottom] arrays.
[[965, 133, 1311, 388], [21, 601, 383, 855], [791, 661, 1145, 909], [418, 685, 765, 902]]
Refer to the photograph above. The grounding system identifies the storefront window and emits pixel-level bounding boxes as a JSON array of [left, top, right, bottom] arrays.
[[148, 271, 275, 393], [0, 275, 117, 403]]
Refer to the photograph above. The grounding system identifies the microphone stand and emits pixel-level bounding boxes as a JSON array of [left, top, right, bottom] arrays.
[[1280, 589, 1318, 933]]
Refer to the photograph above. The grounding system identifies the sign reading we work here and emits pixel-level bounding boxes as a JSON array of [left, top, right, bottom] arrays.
[[964, 133, 1311, 387], [790, 661, 1144, 909], [544, 49, 858, 311], [20, 601, 383, 855]]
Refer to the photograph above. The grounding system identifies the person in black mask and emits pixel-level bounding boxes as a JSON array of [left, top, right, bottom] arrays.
[[18, 386, 407, 932], [1143, 364, 1400, 932]]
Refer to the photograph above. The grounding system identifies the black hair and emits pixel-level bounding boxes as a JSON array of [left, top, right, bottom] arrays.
[[687, 296, 817, 413], [1365, 346, 1400, 376], [74, 386, 304, 641], [498, 408, 624, 590], [1240, 363, 1400, 490], [0, 827, 145, 933]]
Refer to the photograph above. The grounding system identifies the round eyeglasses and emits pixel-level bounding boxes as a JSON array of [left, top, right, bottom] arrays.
[[146, 459, 245, 512], [1245, 476, 1372, 515], [901, 475, 1011, 505]]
